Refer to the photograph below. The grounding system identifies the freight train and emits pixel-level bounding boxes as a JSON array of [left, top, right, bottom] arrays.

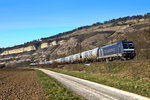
[[30, 40, 136, 66]]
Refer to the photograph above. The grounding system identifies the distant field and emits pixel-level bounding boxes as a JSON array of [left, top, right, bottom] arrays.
[[46, 60, 150, 98]]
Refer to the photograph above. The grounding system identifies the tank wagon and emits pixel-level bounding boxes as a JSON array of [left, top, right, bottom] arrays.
[[30, 41, 136, 66]]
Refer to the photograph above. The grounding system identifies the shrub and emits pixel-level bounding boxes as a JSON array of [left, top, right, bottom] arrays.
[[0, 64, 5, 68], [51, 62, 58, 68]]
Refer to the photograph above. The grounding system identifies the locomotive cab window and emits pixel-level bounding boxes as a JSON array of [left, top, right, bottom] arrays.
[[122, 42, 134, 49], [128, 43, 134, 49], [123, 43, 128, 49]]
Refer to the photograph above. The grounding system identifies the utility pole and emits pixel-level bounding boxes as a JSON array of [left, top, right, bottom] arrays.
[[78, 37, 82, 62]]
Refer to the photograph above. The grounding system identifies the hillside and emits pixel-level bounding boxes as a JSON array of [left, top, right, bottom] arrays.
[[0, 13, 150, 67]]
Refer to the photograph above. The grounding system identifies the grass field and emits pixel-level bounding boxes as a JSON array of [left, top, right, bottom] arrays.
[[36, 70, 85, 100], [46, 61, 150, 98]]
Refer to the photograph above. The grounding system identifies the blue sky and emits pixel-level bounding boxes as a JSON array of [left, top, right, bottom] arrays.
[[0, 0, 150, 48]]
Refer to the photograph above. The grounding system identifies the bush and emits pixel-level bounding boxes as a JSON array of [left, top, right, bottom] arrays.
[[51, 62, 58, 68], [0, 64, 5, 68]]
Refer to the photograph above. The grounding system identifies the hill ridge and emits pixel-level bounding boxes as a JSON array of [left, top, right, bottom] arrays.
[[0, 13, 150, 67]]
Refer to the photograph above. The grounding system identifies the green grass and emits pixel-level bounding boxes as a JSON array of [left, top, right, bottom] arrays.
[[45, 61, 150, 98], [35, 70, 85, 100]]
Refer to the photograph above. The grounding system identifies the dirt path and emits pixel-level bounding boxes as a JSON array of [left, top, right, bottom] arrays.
[[38, 68, 150, 100], [0, 69, 48, 100]]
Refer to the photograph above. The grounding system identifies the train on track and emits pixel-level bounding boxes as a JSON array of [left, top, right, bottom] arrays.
[[30, 40, 136, 66]]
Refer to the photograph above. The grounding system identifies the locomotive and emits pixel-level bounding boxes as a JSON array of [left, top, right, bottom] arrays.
[[30, 40, 136, 66]]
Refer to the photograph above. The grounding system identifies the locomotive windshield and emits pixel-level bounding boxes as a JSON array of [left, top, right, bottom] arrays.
[[122, 42, 134, 49]]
